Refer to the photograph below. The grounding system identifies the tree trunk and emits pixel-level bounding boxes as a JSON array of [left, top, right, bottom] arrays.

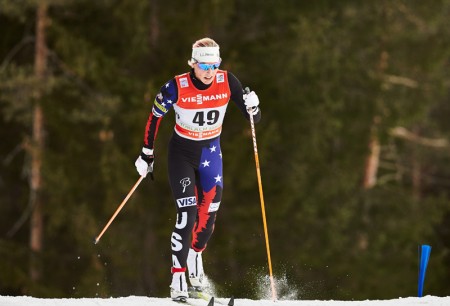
[[411, 151, 421, 200], [411, 127, 422, 200], [363, 45, 389, 190], [363, 117, 381, 189], [363, 135, 380, 189], [30, 0, 48, 282]]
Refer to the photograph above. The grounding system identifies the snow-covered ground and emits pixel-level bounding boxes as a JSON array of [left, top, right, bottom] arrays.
[[0, 295, 449, 306]]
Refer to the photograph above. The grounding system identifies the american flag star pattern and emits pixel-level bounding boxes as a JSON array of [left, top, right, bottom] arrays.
[[199, 137, 223, 192]]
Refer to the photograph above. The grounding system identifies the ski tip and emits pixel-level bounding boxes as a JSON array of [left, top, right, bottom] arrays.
[[228, 296, 234, 306], [172, 297, 187, 303], [207, 296, 214, 306]]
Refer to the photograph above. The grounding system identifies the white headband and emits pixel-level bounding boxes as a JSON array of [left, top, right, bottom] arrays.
[[192, 46, 220, 63]]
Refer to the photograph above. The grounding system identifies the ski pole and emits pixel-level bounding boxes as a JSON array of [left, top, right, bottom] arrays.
[[94, 176, 144, 244], [245, 88, 277, 301]]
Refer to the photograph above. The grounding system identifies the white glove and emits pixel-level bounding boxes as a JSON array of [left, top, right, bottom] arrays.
[[135, 148, 154, 178], [243, 90, 260, 115]]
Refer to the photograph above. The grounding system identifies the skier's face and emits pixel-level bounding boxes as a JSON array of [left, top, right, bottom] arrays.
[[193, 62, 220, 85]]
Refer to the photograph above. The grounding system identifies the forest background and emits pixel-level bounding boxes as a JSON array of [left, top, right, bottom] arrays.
[[0, 0, 449, 301]]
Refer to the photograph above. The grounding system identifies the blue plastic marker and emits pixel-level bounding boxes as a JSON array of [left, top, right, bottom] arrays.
[[418, 244, 431, 297]]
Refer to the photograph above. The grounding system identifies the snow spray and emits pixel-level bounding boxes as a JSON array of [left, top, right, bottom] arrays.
[[418, 244, 431, 297]]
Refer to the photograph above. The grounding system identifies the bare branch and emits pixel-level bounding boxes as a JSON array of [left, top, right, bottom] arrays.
[[390, 127, 448, 148], [384, 74, 418, 88], [0, 36, 35, 73]]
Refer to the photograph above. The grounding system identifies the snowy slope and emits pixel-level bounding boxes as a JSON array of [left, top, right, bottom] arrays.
[[1, 295, 449, 306]]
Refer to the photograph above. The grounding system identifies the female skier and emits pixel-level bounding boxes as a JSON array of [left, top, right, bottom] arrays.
[[135, 37, 261, 301]]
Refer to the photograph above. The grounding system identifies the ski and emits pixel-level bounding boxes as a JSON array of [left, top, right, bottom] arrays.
[[173, 296, 215, 306], [188, 289, 234, 306]]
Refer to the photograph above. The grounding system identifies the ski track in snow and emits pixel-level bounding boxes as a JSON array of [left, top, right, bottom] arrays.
[[0, 295, 449, 306]]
